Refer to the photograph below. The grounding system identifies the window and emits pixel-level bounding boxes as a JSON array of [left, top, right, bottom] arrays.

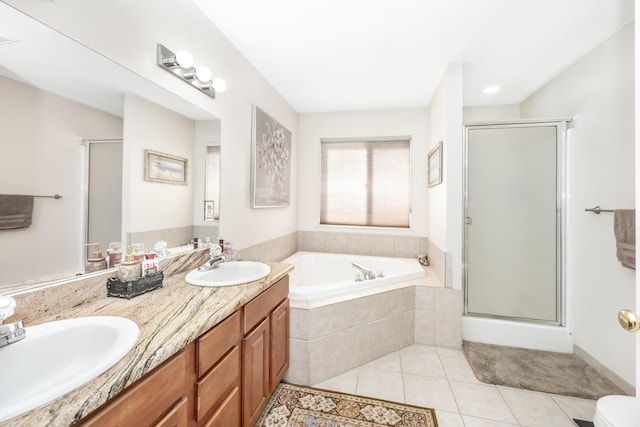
[[320, 137, 410, 228]]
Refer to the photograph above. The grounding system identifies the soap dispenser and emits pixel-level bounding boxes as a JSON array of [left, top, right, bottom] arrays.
[[118, 246, 141, 281], [85, 243, 108, 273]]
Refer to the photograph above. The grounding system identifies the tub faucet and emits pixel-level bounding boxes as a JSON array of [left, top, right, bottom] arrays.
[[0, 296, 26, 348], [351, 262, 378, 281], [198, 246, 226, 271]]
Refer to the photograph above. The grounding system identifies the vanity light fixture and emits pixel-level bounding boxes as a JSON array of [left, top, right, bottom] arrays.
[[156, 43, 226, 99]]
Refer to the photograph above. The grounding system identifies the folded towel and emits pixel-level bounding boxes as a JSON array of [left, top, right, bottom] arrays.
[[0, 195, 34, 230], [614, 209, 635, 270]]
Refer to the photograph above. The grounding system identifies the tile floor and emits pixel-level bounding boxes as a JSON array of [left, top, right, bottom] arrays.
[[312, 344, 596, 427]]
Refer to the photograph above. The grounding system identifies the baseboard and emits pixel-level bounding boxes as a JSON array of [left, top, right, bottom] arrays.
[[573, 344, 635, 396]]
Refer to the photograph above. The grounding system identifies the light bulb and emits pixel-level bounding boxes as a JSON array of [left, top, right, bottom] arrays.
[[212, 77, 227, 93], [195, 66, 212, 82], [175, 50, 194, 68]]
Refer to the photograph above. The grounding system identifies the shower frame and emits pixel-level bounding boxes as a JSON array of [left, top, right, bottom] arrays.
[[462, 119, 570, 326]]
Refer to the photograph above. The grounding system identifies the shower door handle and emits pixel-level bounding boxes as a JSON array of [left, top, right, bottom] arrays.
[[618, 309, 640, 332], [465, 217, 472, 225]]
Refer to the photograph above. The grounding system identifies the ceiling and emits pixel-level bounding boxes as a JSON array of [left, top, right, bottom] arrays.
[[192, 0, 634, 113]]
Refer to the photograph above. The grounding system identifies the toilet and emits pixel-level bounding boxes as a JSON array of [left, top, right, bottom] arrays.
[[593, 395, 636, 427]]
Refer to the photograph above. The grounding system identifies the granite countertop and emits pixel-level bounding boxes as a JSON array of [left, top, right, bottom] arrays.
[[1, 258, 293, 427]]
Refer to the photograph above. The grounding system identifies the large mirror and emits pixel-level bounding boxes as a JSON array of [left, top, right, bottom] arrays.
[[0, 3, 221, 293]]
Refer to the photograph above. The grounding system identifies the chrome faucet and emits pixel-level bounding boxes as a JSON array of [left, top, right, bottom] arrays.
[[351, 262, 380, 281], [198, 245, 226, 271], [0, 296, 26, 348]]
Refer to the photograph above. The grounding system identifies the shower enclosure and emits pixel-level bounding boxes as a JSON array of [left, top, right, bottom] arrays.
[[463, 120, 567, 325]]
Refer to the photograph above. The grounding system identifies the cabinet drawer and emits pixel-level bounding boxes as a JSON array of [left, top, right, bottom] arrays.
[[81, 350, 187, 426], [203, 386, 241, 427], [243, 276, 289, 334], [154, 397, 188, 427], [197, 311, 241, 376], [196, 345, 241, 421]]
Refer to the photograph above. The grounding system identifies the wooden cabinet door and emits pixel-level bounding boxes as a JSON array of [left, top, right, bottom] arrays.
[[242, 317, 270, 427], [270, 298, 289, 393]]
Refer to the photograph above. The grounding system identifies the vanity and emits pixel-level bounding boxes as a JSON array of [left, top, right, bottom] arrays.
[[1, 252, 292, 427]]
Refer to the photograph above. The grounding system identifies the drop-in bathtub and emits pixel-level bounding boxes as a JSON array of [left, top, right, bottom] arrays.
[[282, 251, 426, 300]]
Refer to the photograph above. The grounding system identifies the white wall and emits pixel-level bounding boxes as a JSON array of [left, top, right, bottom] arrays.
[[123, 94, 195, 235], [428, 64, 464, 288], [521, 22, 635, 384], [0, 75, 122, 285], [7, 0, 299, 251], [463, 105, 520, 123], [297, 109, 429, 236]]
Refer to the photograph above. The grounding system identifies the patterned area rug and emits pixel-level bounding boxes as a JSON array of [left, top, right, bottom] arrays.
[[256, 382, 438, 427]]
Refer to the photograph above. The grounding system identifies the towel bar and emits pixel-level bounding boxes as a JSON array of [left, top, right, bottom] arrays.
[[585, 206, 614, 214], [34, 194, 62, 199]]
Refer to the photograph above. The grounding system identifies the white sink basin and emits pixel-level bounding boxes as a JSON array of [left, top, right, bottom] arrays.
[[186, 261, 271, 287], [0, 316, 139, 422]]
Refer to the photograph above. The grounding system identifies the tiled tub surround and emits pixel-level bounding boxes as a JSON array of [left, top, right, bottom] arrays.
[[2, 249, 293, 427], [286, 278, 463, 386], [237, 230, 447, 286]]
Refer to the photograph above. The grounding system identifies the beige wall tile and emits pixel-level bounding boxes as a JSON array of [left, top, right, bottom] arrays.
[[302, 231, 326, 252], [415, 310, 436, 345], [345, 295, 378, 328], [403, 311, 415, 347], [376, 289, 407, 318], [308, 303, 346, 339], [345, 322, 380, 369], [346, 233, 371, 255], [436, 288, 463, 314], [309, 331, 347, 384], [285, 339, 310, 385], [394, 235, 420, 258], [289, 307, 309, 340], [415, 286, 436, 310], [369, 235, 395, 257], [378, 314, 406, 355], [324, 232, 347, 253]]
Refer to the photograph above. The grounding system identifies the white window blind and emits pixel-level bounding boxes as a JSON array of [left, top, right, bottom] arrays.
[[320, 138, 410, 228]]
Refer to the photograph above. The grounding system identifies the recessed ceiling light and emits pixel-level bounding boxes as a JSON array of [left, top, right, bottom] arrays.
[[482, 85, 501, 94]]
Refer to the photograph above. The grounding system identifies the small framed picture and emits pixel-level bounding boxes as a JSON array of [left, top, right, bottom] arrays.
[[428, 141, 443, 187], [204, 200, 215, 221], [144, 149, 188, 185]]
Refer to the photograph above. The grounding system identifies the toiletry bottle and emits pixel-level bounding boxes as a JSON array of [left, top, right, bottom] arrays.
[[131, 243, 145, 266], [223, 241, 239, 261], [118, 246, 141, 281], [142, 252, 159, 277], [108, 242, 122, 268], [218, 238, 225, 253], [84, 243, 107, 273]]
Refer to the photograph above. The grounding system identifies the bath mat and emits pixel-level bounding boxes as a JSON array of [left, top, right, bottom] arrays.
[[256, 382, 438, 427], [463, 341, 627, 400]]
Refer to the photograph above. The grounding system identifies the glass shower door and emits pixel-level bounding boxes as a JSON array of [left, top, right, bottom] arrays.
[[464, 123, 562, 324]]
